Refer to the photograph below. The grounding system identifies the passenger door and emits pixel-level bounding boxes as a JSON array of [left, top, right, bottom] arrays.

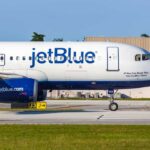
[[0, 54, 5, 69], [107, 47, 119, 71]]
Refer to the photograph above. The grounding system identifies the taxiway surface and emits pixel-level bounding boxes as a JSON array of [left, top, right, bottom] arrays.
[[0, 100, 150, 124]]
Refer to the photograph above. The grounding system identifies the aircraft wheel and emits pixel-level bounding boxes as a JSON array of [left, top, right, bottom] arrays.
[[109, 102, 118, 111]]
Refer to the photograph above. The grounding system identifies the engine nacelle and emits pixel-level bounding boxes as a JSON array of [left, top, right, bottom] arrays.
[[0, 78, 43, 103]]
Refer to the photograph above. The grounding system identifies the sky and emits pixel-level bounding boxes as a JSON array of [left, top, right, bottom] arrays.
[[0, 0, 150, 41]]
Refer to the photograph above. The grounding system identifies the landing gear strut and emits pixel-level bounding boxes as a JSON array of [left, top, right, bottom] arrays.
[[108, 89, 119, 111]]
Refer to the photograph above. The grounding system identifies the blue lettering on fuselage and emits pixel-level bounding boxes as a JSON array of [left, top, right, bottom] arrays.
[[30, 48, 96, 68]]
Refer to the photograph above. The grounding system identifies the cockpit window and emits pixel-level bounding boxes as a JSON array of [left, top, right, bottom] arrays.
[[135, 54, 141, 61], [135, 54, 150, 61], [142, 54, 150, 61]]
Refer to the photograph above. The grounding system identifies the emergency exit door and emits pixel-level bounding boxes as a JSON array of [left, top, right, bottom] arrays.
[[0, 54, 5, 66], [107, 47, 119, 71]]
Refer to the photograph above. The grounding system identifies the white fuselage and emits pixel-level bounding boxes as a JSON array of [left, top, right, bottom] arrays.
[[0, 42, 149, 90]]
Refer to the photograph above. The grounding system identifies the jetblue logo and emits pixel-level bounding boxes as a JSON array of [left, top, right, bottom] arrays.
[[0, 87, 24, 93], [30, 48, 96, 68]]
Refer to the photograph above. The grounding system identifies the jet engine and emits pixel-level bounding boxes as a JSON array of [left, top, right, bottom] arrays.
[[0, 78, 46, 103]]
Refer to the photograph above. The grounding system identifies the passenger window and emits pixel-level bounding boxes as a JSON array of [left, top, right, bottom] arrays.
[[60, 56, 63, 60], [142, 54, 150, 61], [22, 56, 26, 61], [48, 56, 52, 61], [10, 56, 13, 60], [79, 56, 82, 60], [135, 54, 141, 61], [0, 56, 4, 60], [29, 56, 32, 60], [16, 56, 19, 60], [39, 56, 44, 60]]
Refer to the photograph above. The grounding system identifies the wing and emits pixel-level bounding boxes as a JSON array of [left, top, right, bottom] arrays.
[[0, 70, 48, 81]]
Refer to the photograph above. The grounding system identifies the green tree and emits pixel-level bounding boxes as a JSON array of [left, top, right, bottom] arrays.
[[141, 34, 150, 38], [53, 38, 63, 41], [31, 32, 45, 41]]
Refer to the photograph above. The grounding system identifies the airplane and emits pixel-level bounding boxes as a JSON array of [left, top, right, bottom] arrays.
[[0, 41, 149, 111]]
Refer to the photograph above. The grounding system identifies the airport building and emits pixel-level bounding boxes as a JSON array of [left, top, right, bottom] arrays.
[[85, 37, 150, 51], [47, 37, 150, 99]]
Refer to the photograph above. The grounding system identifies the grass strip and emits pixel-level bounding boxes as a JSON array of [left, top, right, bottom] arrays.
[[0, 125, 149, 150]]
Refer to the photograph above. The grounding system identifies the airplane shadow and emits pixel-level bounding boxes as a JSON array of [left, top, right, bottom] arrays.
[[16, 109, 107, 115]]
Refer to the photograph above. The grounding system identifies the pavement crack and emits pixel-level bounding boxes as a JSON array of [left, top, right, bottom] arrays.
[[97, 115, 104, 120]]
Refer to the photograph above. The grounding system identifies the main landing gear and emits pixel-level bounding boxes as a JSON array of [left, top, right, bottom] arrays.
[[108, 89, 119, 111]]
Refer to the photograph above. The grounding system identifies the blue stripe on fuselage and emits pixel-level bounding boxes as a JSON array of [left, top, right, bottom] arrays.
[[39, 80, 150, 90]]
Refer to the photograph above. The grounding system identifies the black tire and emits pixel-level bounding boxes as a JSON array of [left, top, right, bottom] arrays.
[[109, 102, 118, 111]]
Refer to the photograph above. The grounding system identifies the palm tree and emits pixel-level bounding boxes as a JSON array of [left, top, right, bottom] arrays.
[[31, 32, 45, 41], [141, 34, 150, 38]]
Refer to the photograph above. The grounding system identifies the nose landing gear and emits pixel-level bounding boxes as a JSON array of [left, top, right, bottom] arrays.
[[109, 102, 118, 111], [108, 89, 119, 111]]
